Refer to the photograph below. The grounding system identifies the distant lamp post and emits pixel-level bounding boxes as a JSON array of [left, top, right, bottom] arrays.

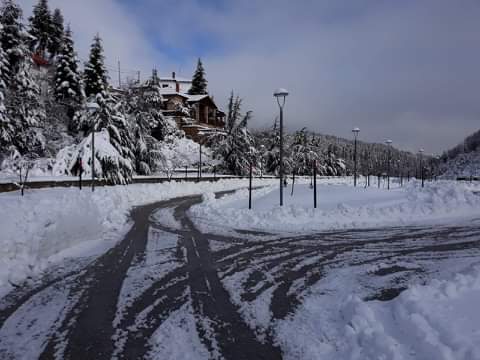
[[385, 139, 393, 190], [419, 148, 425, 188], [86, 102, 100, 192], [274, 88, 289, 206], [352, 127, 360, 187]]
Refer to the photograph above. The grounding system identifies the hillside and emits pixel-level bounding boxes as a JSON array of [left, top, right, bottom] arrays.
[[440, 129, 480, 179]]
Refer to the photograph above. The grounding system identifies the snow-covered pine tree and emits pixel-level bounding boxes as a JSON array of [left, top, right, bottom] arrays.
[[0, 31, 11, 150], [73, 92, 135, 184], [7, 53, 46, 155], [291, 128, 317, 175], [261, 119, 292, 175], [28, 0, 52, 57], [54, 26, 83, 105], [131, 110, 161, 175], [84, 34, 107, 98], [205, 92, 256, 175], [188, 58, 208, 95], [0, 0, 24, 81], [48, 8, 63, 58], [0, 0, 46, 156]]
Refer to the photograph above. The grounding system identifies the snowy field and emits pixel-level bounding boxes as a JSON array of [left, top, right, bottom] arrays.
[[0, 178, 276, 297], [191, 178, 480, 234]]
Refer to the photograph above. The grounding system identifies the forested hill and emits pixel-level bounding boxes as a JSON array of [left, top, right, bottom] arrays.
[[439, 128, 480, 179], [253, 126, 423, 178]]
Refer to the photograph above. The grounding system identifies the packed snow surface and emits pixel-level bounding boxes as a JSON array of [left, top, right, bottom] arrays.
[[191, 179, 480, 233]]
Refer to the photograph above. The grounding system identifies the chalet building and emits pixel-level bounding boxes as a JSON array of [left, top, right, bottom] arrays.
[[159, 72, 192, 93], [138, 69, 226, 142], [82, 66, 227, 142]]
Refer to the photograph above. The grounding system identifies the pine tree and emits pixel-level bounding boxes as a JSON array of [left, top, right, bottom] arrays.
[[0, 0, 25, 81], [28, 0, 52, 57], [291, 128, 317, 175], [54, 26, 83, 105], [0, 0, 45, 156], [7, 57, 46, 154], [84, 34, 107, 97], [73, 92, 135, 184], [205, 92, 256, 175], [0, 31, 11, 150], [188, 58, 208, 95], [48, 8, 63, 58]]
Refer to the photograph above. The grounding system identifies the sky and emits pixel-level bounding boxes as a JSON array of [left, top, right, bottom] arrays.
[[17, 0, 480, 154]]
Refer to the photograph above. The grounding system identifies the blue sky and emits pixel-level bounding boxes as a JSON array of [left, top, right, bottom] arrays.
[[18, 0, 480, 153]]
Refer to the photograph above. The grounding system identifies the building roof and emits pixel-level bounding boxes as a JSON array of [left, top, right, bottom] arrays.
[[186, 94, 209, 102], [159, 76, 191, 83], [160, 90, 189, 99]]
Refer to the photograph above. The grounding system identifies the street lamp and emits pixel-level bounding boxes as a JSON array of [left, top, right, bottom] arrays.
[[385, 139, 392, 190], [86, 102, 100, 192], [419, 148, 425, 188], [352, 127, 360, 187], [274, 88, 289, 206]]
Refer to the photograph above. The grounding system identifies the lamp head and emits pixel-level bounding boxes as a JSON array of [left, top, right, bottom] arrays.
[[385, 139, 393, 145], [274, 88, 289, 98], [352, 127, 360, 134]]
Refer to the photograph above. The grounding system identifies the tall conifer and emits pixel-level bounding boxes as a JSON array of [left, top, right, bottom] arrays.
[[188, 58, 208, 95], [84, 34, 107, 97]]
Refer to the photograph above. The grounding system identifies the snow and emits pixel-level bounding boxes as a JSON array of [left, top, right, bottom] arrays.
[[276, 265, 480, 360], [191, 179, 480, 234], [146, 303, 210, 360], [186, 94, 209, 102], [0, 178, 276, 296], [156, 135, 211, 172]]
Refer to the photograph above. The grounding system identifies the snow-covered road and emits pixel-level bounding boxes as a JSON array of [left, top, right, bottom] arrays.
[[1, 189, 480, 359]]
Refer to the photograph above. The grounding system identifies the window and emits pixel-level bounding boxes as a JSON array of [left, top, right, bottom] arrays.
[[162, 84, 169, 88]]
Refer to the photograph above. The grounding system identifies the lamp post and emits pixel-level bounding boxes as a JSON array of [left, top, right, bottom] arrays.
[[274, 88, 289, 206], [352, 127, 360, 187], [385, 139, 392, 190], [86, 102, 100, 192], [419, 148, 425, 188]]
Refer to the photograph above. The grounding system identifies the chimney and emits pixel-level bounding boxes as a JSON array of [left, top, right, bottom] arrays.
[[172, 71, 176, 79]]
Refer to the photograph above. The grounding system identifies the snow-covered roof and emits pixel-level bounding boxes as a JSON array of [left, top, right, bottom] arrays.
[[160, 90, 189, 98], [186, 94, 209, 102], [160, 76, 191, 83]]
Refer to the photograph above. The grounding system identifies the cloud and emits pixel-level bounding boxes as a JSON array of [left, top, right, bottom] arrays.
[[16, 0, 480, 153], [17, 0, 170, 83]]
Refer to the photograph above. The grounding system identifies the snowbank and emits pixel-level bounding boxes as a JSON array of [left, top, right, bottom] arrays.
[[190, 180, 480, 234], [0, 179, 275, 295], [276, 266, 480, 360]]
